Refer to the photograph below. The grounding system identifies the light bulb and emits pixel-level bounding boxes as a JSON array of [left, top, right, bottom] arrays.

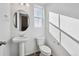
[[20, 3, 24, 5], [26, 3, 30, 7]]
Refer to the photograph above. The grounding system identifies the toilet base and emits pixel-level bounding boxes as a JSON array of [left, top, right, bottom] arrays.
[[40, 53, 45, 56], [40, 53, 51, 56]]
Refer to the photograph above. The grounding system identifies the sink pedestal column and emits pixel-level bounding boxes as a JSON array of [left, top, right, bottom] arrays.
[[19, 42, 25, 56]]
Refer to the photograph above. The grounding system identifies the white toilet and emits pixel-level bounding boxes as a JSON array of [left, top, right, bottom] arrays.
[[36, 36, 51, 56]]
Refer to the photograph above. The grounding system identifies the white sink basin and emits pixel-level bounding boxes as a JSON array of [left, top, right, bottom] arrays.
[[12, 37, 31, 43]]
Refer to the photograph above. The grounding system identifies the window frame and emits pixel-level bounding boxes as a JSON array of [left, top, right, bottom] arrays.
[[34, 5, 44, 28]]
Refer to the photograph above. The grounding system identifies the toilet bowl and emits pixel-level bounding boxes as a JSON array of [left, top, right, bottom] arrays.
[[39, 45, 51, 56], [36, 36, 51, 56]]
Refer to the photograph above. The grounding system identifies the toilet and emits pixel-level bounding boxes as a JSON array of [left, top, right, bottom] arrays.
[[36, 36, 51, 56]]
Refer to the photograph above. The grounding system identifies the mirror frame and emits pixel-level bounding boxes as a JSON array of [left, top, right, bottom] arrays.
[[13, 10, 30, 31]]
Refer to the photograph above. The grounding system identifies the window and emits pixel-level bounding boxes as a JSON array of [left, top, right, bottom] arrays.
[[60, 15, 79, 55], [49, 12, 59, 27], [48, 11, 79, 55], [60, 15, 79, 41], [49, 12, 60, 42], [34, 5, 43, 28]]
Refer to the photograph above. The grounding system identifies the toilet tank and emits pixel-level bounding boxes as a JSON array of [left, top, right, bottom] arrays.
[[36, 36, 45, 46]]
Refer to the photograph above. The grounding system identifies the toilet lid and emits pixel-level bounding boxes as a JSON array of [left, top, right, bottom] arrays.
[[40, 45, 51, 53]]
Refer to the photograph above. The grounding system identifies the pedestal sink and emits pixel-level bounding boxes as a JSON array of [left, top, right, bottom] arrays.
[[12, 37, 32, 56]]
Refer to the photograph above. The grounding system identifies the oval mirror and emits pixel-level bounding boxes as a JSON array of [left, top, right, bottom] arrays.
[[13, 10, 29, 31]]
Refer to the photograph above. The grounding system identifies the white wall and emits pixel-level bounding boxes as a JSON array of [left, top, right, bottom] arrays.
[[10, 3, 45, 56], [0, 3, 10, 56]]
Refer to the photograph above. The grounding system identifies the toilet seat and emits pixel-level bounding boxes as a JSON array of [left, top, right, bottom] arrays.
[[39, 45, 51, 56]]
